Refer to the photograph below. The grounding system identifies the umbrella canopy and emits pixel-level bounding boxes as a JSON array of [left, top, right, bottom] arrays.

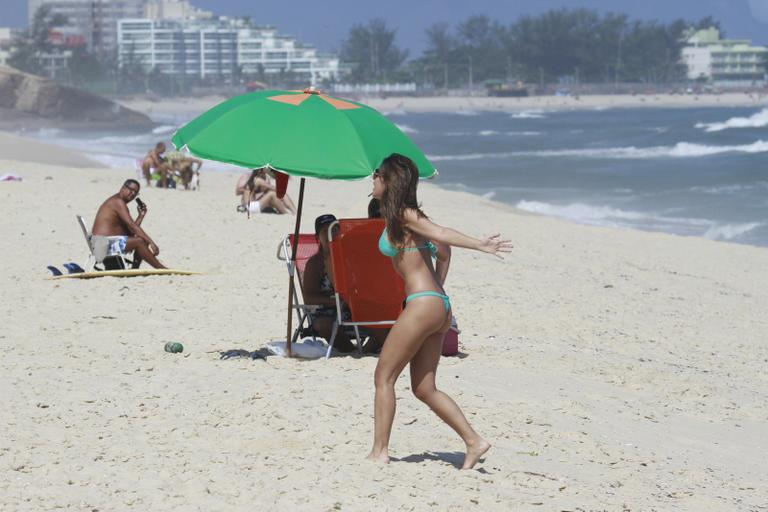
[[171, 89, 436, 179]]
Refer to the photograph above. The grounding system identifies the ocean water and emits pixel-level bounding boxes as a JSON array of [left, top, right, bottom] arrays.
[[25, 105, 768, 247]]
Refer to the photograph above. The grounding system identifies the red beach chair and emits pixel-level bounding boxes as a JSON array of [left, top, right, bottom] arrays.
[[276, 233, 322, 344], [326, 218, 406, 357]]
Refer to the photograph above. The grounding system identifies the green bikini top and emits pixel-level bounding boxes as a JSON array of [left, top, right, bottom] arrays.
[[378, 228, 437, 258]]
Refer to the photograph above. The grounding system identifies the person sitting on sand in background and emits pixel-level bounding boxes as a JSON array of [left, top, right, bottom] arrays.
[[236, 168, 296, 216], [91, 179, 166, 269], [301, 214, 357, 353], [165, 151, 202, 190], [366, 153, 512, 469], [141, 142, 173, 188]]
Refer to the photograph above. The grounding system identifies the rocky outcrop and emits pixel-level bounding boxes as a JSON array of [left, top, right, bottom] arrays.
[[0, 66, 152, 128]]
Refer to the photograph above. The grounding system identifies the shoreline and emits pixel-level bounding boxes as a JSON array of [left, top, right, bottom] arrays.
[[115, 91, 768, 118], [3, 129, 765, 249]]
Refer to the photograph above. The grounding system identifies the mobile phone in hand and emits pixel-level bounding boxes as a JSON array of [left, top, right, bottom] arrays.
[[136, 198, 146, 209]]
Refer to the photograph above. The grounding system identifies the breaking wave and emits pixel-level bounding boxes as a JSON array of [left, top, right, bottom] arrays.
[[382, 108, 408, 116], [428, 140, 768, 161], [511, 110, 546, 119], [152, 125, 176, 135], [395, 124, 418, 133], [516, 200, 763, 241], [695, 108, 768, 132], [703, 222, 763, 241]]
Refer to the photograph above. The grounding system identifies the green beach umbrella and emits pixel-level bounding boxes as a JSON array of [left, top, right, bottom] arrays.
[[171, 89, 435, 179], [171, 88, 435, 357]]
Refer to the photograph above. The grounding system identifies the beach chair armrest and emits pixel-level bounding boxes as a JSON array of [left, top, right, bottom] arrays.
[[293, 304, 322, 313]]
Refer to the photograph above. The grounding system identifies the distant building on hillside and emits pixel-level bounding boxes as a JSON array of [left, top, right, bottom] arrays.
[[144, 0, 212, 21], [682, 27, 768, 87], [0, 28, 20, 67], [26, 0, 210, 56], [28, 0, 145, 57], [117, 18, 343, 85]]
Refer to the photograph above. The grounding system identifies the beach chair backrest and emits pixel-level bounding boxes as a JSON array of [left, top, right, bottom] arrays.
[[76, 214, 91, 250], [287, 233, 320, 291], [329, 218, 405, 325]]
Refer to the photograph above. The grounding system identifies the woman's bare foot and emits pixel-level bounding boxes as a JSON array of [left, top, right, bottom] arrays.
[[366, 450, 390, 464], [462, 438, 491, 470]]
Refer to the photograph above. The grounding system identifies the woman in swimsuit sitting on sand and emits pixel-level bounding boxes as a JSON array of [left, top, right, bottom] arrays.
[[367, 153, 512, 470], [237, 168, 296, 216]]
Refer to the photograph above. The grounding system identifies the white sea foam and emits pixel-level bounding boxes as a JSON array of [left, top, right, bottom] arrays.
[[152, 125, 176, 135], [382, 108, 408, 116], [33, 128, 62, 137], [87, 153, 141, 170], [444, 130, 540, 137], [516, 200, 650, 226], [482, 191, 496, 200], [690, 182, 768, 195], [428, 140, 768, 161], [395, 124, 418, 133], [517, 200, 761, 241], [454, 110, 479, 116], [511, 110, 545, 119], [703, 222, 762, 240], [93, 133, 157, 145], [695, 108, 768, 132], [506, 131, 542, 136]]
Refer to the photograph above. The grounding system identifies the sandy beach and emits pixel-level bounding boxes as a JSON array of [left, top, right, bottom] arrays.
[[117, 91, 768, 119], [1, 134, 767, 510]]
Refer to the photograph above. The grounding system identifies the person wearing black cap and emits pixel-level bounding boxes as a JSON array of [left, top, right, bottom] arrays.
[[301, 214, 356, 352]]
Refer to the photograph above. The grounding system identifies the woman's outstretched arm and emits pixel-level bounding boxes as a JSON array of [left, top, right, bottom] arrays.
[[403, 209, 513, 258], [435, 242, 451, 285]]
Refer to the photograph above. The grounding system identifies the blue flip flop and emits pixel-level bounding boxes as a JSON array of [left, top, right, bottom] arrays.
[[46, 265, 62, 276], [63, 262, 85, 274]]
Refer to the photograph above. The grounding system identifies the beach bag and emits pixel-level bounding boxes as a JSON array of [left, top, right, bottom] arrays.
[[442, 316, 460, 356]]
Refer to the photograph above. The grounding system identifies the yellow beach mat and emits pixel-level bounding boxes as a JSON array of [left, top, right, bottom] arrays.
[[49, 269, 200, 280]]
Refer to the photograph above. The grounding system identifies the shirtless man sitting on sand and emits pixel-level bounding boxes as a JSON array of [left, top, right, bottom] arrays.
[[91, 179, 166, 269], [141, 142, 172, 188]]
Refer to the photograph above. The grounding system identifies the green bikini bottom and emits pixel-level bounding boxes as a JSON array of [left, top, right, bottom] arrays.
[[405, 291, 451, 312]]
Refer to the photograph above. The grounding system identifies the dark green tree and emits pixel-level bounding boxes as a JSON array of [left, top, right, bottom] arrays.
[[693, 15, 724, 35], [340, 18, 408, 82], [420, 22, 457, 87], [8, 6, 68, 75], [67, 47, 107, 86], [454, 16, 507, 86]]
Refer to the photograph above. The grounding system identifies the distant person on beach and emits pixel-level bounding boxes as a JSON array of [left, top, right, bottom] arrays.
[[235, 168, 296, 216], [302, 214, 356, 353], [166, 151, 202, 190], [91, 179, 166, 269], [141, 142, 172, 188], [366, 153, 511, 469]]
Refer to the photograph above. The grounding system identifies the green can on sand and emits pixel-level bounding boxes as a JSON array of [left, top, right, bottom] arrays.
[[164, 342, 184, 353]]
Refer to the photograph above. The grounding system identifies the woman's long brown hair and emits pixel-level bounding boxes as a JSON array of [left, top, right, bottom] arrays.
[[379, 153, 426, 246]]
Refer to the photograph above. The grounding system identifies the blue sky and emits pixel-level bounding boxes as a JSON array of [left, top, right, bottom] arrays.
[[2, 0, 767, 52]]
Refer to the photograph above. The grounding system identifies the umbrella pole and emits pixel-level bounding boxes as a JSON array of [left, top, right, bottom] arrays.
[[286, 178, 306, 358]]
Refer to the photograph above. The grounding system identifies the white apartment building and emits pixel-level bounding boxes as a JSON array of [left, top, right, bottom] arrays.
[[682, 27, 767, 86], [117, 18, 342, 84], [144, 0, 211, 20], [0, 28, 19, 67]]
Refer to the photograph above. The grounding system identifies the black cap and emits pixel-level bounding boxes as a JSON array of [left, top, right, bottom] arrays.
[[314, 214, 337, 235]]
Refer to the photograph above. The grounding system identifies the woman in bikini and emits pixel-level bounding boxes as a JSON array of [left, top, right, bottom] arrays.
[[368, 153, 512, 470]]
